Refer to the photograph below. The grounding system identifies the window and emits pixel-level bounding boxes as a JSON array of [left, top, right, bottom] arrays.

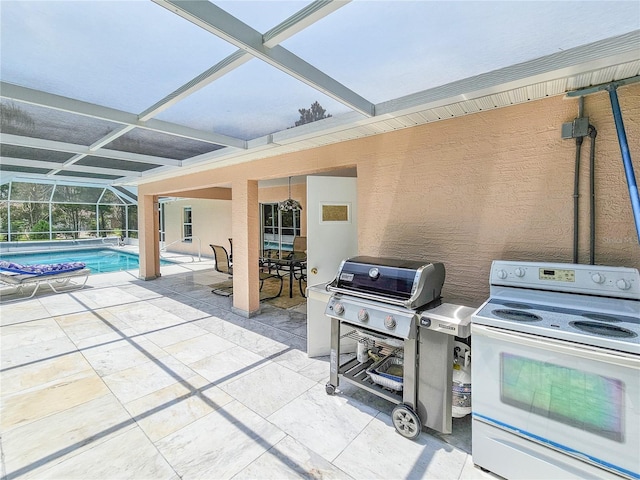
[[260, 203, 300, 255], [183, 207, 192, 242]]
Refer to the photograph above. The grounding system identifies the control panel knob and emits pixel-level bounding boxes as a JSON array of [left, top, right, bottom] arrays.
[[616, 279, 631, 291], [384, 315, 396, 330], [496, 269, 508, 280], [591, 273, 605, 284], [358, 309, 369, 322], [333, 302, 345, 315], [514, 267, 526, 278]]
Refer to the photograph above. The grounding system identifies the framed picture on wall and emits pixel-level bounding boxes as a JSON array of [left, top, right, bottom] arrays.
[[320, 202, 351, 223]]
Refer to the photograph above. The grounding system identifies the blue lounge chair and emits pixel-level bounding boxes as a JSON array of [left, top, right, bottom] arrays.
[[0, 261, 91, 299]]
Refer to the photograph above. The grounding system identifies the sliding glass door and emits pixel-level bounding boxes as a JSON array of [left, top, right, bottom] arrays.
[[260, 203, 300, 256]]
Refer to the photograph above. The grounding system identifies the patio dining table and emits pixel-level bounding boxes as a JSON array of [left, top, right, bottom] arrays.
[[261, 250, 307, 298]]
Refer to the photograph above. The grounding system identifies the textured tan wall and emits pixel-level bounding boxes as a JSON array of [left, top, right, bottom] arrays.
[[140, 83, 639, 308], [357, 85, 639, 305], [164, 199, 232, 257]]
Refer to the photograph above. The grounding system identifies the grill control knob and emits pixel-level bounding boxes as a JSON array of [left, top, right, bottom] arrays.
[[616, 279, 631, 291], [496, 269, 507, 279], [333, 302, 345, 315], [591, 273, 606, 284], [384, 315, 396, 330], [514, 267, 525, 277], [358, 309, 369, 322]]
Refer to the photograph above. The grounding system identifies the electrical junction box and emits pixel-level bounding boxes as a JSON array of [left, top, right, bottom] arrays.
[[561, 117, 589, 139]]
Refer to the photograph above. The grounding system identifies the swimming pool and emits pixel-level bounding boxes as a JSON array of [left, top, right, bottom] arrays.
[[0, 248, 172, 274]]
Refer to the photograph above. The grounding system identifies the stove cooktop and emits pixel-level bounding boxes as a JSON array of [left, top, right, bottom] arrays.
[[474, 298, 640, 354]]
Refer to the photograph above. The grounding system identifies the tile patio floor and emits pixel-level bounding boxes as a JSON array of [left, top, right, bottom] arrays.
[[0, 256, 500, 479]]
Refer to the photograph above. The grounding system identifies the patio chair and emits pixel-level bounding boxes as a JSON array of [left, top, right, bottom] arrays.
[[210, 244, 283, 300], [0, 261, 91, 300], [288, 236, 307, 297]]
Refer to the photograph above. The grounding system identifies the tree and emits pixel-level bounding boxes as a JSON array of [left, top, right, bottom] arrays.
[[30, 220, 50, 240], [294, 101, 331, 127]]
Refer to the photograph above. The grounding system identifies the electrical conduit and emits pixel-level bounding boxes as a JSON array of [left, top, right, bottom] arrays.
[[608, 85, 640, 244]]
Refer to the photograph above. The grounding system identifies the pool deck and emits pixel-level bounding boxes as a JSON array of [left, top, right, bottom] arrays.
[[0, 252, 500, 479]]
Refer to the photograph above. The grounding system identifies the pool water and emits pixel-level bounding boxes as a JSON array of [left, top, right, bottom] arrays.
[[0, 248, 172, 274]]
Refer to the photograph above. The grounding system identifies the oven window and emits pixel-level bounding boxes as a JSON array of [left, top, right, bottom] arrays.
[[500, 353, 624, 442]]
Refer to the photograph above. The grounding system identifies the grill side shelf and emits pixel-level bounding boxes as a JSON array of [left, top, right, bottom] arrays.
[[338, 357, 403, 405]]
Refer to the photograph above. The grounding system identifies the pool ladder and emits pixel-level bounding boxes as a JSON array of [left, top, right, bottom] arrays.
[[160, 236, 202, 262]]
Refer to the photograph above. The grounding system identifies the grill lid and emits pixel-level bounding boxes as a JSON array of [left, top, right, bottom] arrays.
[[327, 256, 445, 309]]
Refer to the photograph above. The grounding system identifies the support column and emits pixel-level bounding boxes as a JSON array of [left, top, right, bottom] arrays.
[[139, 194, 161, 280], [231, 179, 261, 317]]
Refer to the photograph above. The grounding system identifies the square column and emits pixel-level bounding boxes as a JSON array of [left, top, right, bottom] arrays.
[[231, 179, 261, 317], [139, 194, 161, 280]]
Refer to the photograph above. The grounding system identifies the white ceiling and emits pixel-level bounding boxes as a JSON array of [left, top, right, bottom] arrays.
[[1, 1, 639, 188]]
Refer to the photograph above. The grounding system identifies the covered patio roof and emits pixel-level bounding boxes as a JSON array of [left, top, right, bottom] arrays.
[[1, 1, 639, 187]]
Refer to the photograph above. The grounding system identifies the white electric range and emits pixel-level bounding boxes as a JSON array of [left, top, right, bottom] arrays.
[[472, 260, 640, 480]]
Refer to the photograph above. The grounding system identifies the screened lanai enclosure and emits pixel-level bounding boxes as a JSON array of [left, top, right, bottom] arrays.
[[0, 181, 137, 242]]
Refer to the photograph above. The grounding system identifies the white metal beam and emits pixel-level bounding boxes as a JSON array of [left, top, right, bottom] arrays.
[[139, 50, 251, 121], [141, 1, 351, 121], [3, 173, 115, 186], [0, 157, 143, 177], [153, 0, 375, 117], [0, 82, 245, 148], [1, 133, 182, 167], [262, 0, 351, 47]]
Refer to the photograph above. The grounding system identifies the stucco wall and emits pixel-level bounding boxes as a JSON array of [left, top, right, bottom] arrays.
[[356, 86, 639, 305], [141, 83, 639, 309], [163, 198, 232, 258], [162, 185, 307, 257]]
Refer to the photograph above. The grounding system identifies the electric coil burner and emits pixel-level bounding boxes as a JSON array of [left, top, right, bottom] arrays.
[[324, 256, 472, 439]]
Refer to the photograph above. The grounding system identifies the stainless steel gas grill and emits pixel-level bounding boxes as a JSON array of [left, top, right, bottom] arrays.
[[324, 256, 471, 439]]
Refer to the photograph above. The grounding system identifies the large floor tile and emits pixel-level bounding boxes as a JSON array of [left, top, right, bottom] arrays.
[[333, 412, 467, 480], [79, 334, 169, 377], [155, 400, 286, 480], [1, 370, 110, 431], [268, 383, 380, 461], [234, 435, 353, 480], [38, 292, 94, 317], [189, 345, 268, 386], [1, 350, 93, 397], [0, 318, 67, 349], [25, 426, 177, 480], [0, 335, 77, 371], [124, 374, 233, 442], [221, 361, 316, 417], [0, 299, 52, 326], [147, 295, 214, 321], [0, 266, 476, 480], [54, 309, 130, 343], [72, 286, 144, 309], [1, 394, 135, 479], [163, 332, 236, 365], [100, 355, 196, 404], [141, 320, 209, 348], [107, 301, 185, 333]]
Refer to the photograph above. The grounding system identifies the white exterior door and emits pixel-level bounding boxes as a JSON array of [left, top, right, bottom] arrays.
[[306, 175, 358, 357], [306, 175, 358, 286]]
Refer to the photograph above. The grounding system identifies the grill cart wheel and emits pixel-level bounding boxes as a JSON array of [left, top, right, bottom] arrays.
[[325, 383, 336, 395], [392, 404, 421, 440]]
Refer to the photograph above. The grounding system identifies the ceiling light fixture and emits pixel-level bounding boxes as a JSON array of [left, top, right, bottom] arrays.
[[279, 176, 302, 212]]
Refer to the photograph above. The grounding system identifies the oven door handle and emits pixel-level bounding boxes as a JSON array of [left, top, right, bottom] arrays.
[[472, 324, 640, 368]]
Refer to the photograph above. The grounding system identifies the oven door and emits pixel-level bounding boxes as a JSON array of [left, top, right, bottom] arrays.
[[472, 323, 640, 479]]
